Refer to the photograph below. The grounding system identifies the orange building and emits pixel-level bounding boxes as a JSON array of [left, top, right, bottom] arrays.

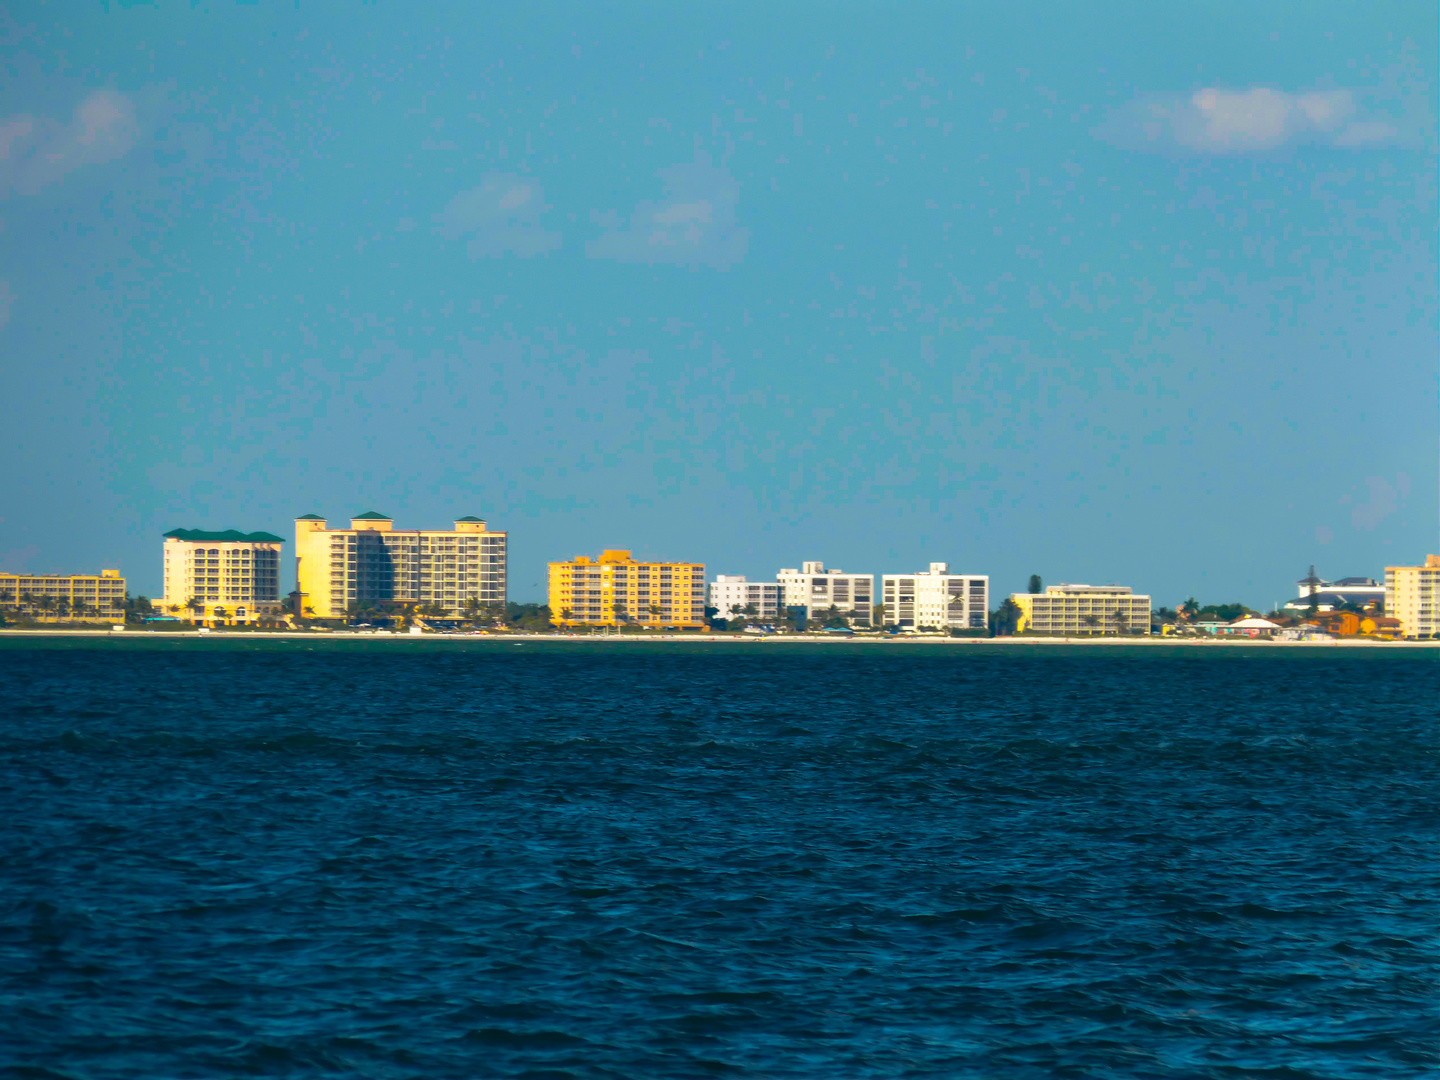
[[1309, 611, 1360, 636]]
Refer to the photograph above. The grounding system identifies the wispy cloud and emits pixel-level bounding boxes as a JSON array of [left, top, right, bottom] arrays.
[[0, 89, 139, 195], [1097, 87, 1402, 154], [436, 173, 561, 259], [587, 158, 749, 270]]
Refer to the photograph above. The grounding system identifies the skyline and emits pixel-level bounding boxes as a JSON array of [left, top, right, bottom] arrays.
[[1, 3, 1435, 607]]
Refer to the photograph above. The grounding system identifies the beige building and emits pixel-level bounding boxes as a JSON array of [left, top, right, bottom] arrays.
[[1012, 583, 1151, 636], [882, 563, 989, 631], [777, 560, 874, 626], [0, 569, 126, 620], [161, 529, 284, 624], [549, 550, 705, 629], [1385, 555, 1439, 639], [294, 512, 507, 620]]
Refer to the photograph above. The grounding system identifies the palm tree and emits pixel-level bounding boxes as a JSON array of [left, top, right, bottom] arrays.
[[1081, 613, 1101, 635], [20, 592, 36, 618], [998, 597, 1023, 635], [38, 595, 55, 621], [186, 596, 205, 623], [1111, 609, 1129, 636], [647, 603, 661, 623], [71, 598, 89, 620], [55, 597, 72, 621], [212, 606, 229, 625]]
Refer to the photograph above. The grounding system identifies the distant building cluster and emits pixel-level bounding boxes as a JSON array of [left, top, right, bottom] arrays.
[[1, 512, 1435, 641]]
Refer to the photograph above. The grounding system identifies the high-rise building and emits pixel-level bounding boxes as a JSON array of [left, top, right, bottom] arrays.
[[1010, 584, 1151, 636], [881, 563, 988, 630], [160, 528, 284, 624], [294, 512, 507, 619], [1385, 555, 1439, 639], [0, 569, 126, 620], [549, 550, 705, 629], [708, 575, 782, 623], [776, 561, 874, 626]]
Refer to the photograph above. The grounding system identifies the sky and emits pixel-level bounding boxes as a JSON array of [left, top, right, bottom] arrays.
[[0, 1, 1435, 608]]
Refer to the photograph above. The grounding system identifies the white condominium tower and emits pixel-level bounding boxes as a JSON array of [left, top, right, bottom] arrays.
[[882, 563, 989, 630], [294, 512, 507, 619], [708, 575, 782, 622], [776, 561, 874, 626], [160, 528, 284, 625]]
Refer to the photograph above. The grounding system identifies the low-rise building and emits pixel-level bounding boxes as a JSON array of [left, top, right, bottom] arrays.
[[161, 528, 283, 624], [1221, 617, 1282, 638], [550, 550, 705, 629], [1384, 556, 1438, 639], [881, 563, 988, 630], [709, 575, 782, 623], [0, 569, 127, 620], [1012, 583, 1151, 636], [777, 561, 874, 627], [294, 512, 507, 620]]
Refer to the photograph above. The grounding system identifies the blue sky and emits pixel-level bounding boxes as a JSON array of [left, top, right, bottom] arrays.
[[1, 1, 1435, 606]]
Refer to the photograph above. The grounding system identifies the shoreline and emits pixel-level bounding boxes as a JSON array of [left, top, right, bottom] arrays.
[[0, 628, 1434, 647]]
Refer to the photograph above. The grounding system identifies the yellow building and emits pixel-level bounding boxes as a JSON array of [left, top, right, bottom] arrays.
[[1012, 583, 1151, 636], [295, 512, 507, 620], [549, 550, 705, 629], [1385, 555, 1439, 639], [161, 529, 284, 625], [0, 569, 126, 620]]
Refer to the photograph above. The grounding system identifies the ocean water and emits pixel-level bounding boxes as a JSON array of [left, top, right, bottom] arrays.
[[0, 639, 1435, 1080]]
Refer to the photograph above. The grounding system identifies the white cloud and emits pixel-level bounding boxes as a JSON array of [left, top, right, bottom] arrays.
[[1098, 86, 1405, 154], [587, 159, 750, 270], [436, 173, 561, 259], [0, 89, 138, 195]]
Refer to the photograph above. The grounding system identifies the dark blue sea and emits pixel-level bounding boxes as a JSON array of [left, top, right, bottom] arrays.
[[1, 639, 1435, 1079]]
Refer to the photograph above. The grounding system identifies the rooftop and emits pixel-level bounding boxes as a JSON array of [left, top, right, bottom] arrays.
[[352, 511, 392, 520], [164, 528, 284, 543]]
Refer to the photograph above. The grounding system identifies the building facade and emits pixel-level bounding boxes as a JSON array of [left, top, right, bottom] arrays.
[[881, 563, 988, 630], [161, 529, 283, 624], [776, 561, 874, 626], [708, 575, 782, 623], [549, 550, 705, 629], [1385, 555, 1439, 639], [294, 512, 507, 620], [0, 569, 126, 620], [1012, 584, 1151, 635]]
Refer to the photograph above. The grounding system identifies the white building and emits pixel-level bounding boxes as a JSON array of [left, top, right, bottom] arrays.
[[881, 563, 988, 631], [1286, 567, 1385, 613], [708, 575, 782, 622], [161, 528, 284, 625], [776, 561, 874, 627]]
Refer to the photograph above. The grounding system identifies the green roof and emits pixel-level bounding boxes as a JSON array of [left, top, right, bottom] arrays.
[[295, 513, 325, 520], [353, 510, 392, 520], [454, 515, 485, 522], [164, 528, 284, 543]]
